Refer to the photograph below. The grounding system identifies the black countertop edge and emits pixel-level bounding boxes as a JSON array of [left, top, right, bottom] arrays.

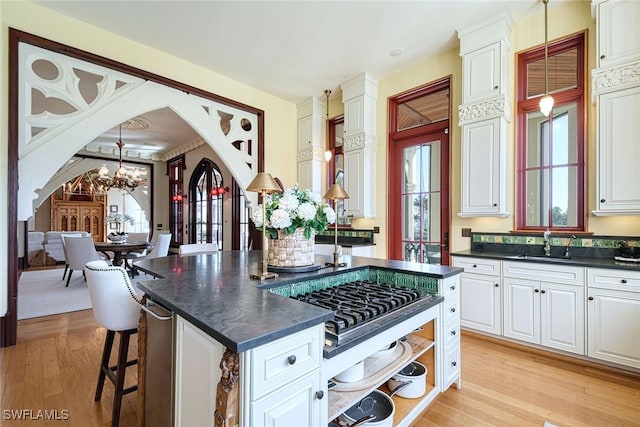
[[451, 250, 640, 271], [322, 295, 444, 359]]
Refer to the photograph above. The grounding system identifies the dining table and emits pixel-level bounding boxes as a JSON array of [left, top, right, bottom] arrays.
[[94, 240, 150, 267]]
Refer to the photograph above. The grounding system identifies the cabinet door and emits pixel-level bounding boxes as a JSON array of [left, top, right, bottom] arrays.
[[174, 316, 226, 427], [596, 86, 640, 213], [344, 97, 364, 137], [297, 115, 312, 151], [250, 370, 322, 427], [597, 0, 640, 68], [460, 272, 501, 335], [462, 42, 502, 103], [588, 288, 640, 369], [503, 277, 540, 344], [541, 282, 585, 355], [460, 118, 506, 216]]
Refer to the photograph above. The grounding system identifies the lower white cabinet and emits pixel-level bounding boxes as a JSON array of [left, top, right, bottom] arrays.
[[503, 277, 584, 354], [503, 262, 585, 355], [587, 268, 640, 369], [453, 256, 502, 335]]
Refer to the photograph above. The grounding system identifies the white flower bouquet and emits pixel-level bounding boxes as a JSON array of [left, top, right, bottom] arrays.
[[105, 213, 135, 234], [251, 185, 336, 240]]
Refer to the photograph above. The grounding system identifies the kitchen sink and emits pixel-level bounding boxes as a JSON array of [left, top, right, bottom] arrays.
[[506, 254, 572, 262]]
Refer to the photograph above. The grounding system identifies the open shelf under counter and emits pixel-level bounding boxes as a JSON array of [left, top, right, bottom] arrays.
[[328, 333, 435, 421]]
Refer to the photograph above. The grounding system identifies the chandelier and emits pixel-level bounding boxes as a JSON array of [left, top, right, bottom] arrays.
[[63, 170, 107, 199], [98, 125, 147, 191]]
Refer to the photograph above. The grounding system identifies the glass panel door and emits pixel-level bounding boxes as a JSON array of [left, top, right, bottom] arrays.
[[401, 139, 442, 264]]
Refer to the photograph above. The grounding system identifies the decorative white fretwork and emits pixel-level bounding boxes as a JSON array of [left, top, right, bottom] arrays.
[[458, 96, 511, 126], [591, 60, 640, 100]]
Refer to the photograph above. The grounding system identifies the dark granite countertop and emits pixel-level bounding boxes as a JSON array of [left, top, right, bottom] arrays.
[[134, 250, 462, 353], [452, 249, 640, 271]]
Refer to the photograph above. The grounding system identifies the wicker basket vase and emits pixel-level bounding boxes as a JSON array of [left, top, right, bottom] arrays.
[[268, 228, 315, 267]]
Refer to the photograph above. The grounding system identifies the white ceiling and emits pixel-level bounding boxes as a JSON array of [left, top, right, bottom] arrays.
[[31, 0, 554, 158]]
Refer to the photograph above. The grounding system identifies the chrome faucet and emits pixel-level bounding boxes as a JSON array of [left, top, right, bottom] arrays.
[[564, 235, 577, 258], [543, 229, 551, 256]]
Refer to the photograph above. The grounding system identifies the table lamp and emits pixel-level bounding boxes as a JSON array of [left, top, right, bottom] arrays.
[[247, 172, 282, 281], [323, 183, 350, 267]]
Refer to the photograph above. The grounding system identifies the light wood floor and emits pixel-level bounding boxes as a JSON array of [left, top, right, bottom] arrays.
[[2, 311, 639, 427]]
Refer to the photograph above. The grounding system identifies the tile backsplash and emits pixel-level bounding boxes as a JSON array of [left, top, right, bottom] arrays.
[[470, 232, 639, 259]]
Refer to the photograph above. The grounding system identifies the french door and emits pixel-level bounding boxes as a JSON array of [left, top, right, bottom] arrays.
[[389, 125, 450, 264]]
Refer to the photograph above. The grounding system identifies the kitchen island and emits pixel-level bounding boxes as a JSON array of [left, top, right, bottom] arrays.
[[134, 251, 463, 427]]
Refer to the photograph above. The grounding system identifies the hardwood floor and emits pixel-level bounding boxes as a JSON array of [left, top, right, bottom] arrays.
[[2, 312, 639, 427]]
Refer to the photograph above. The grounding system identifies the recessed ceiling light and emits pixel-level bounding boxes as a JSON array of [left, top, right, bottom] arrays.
[[390, 47, 405, 57]]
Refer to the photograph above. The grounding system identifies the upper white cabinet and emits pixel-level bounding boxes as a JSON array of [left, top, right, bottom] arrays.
[[594, 0, 640, 69], [296, 97, 327, 195], [594, 86, 640, 214], [591, 0, 640, 215], [462, 42, 504, 104], [457, 14, 512, 217], [460, 118, 507, 216], [341, 73, 377, 218]]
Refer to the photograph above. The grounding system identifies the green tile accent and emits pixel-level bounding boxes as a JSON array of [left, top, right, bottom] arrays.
[[268, 267, 439, 297]]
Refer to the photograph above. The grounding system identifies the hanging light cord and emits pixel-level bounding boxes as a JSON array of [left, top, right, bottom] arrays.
[[543, 0, 549, 97]]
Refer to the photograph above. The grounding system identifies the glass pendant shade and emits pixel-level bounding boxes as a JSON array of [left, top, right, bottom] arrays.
[[539, 94, 554, 117]]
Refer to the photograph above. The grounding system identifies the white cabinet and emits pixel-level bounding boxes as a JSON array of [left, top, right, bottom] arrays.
[[462, 42, 503, 104], [593, 85, 640, 214], [453, 256, 502, 335], [457, 15, 511, 218], [503, 261, 585, 355], [587, 267, 640, 369], [174, 316, 226, 427], [298, 160, 321, 195], [245, 324, 325, 426], [594, 0, 640, 68], [297, 115, 312, 151], [439, 275, 462, 390], [341, 73, 377, 219], [459, 118, 508, 216], [343, 148, 375, 218]]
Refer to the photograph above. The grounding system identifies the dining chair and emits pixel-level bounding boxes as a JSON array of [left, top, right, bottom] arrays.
[[64, 236, 109, 287], [60, 232, 84, 280], [84, 260, 143, 427], [179, 242, 219, 256], [126, 232, 148, 243], [130, 233, 172, 276]]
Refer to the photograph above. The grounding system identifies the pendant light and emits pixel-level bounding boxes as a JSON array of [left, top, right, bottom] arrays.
[[539, 0, 554, 117]]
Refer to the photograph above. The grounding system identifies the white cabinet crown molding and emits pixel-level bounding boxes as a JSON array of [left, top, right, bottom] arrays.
[[591, 59, 640, 100], [457, 12, 513, 56], [458, 96, 511, 126]]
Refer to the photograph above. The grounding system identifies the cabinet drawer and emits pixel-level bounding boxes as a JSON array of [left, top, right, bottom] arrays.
[[443, 344, 460, 390], [452, 257, 501, 276], [443, 299, 459, 326], [588, 268, 640, 292], [503, 261, 584, 285], [249, 325, 322, 400]]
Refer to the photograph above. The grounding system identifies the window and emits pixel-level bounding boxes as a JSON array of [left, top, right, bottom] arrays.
[[168, 156, 185, 245], [516, 33, 585, 231], [189, 159, 224, 248]]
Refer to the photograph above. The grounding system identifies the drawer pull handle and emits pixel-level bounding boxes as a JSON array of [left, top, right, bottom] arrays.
[[287, 355, 297, 365], [450, 330, 457, 336], [315, 390, 324, 400], [588, 296, 594, 301], [451, 361, 457, 367], [450, 307, 456, 313], [621, 279, 628, 284]]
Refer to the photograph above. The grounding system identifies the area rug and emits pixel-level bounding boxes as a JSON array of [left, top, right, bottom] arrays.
[[18, 267, 92, 320]]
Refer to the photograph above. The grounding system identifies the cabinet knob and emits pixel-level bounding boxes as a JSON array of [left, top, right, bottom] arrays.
[[588, 296, 594, 301], [495, 283, 499, 287], [287, 355, 297, 365], [315, 390, 324, 400], [600, 54, 606, 59], [493, 203, 497, 207], [451, 361, 457, 367], [450, 307, 456, 313], [535, 289, 540, 293], [494, 85, 498, 90], [450, 330, 457, 336], [472, 264, 477, 268], [450, 285, 456, 291], [600, 198, 606, 203], [541, 290, 546, 294], [621, 279, 628, 284]]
